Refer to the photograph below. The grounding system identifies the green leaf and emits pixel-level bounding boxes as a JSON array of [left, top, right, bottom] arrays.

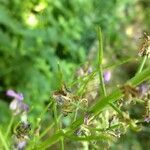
[[65, 134, 113, 142], [38, 117, 84, 149], [89, 88, 123, 115], [37, 68, 150, 148], [128, 68, 150, 86], [89, 68, 150, 116]]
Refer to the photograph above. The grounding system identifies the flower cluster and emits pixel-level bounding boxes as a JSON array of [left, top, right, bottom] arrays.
[[6, 89, 30, 149], [6, 90, 29, 115]]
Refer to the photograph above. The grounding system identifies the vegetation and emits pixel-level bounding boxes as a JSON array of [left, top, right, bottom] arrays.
[[0, 0, 149, 149]]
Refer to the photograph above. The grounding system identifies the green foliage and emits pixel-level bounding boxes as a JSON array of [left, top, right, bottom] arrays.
[[0, 0, 149, 149], [0, 0, 142, 111]]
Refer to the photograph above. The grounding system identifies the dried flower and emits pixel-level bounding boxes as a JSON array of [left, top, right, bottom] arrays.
[[53, 85, 88, 116], [6, 89, 29, 115], [103, 70, 111, 82], [138, 32, 150, 57], [14, 121, 31, 150], [53, 95, 65, 106], [84, 114, 90, 125], [75, 128, 82, 136]]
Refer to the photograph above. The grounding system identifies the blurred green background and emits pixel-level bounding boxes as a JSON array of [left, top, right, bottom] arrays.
[[0, 0, 149, 149]]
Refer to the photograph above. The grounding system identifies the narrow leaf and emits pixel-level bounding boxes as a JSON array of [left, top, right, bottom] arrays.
[[97, 26, 103, 65], [89, 89, 123, 115], [128, 68, 150, 86], [65, 134, 113, 142]]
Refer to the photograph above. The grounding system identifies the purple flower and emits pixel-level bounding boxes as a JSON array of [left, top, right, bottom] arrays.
[[103, 70, 111, 82], [6, 89, 24, 101], [6, 89, 29, 115]]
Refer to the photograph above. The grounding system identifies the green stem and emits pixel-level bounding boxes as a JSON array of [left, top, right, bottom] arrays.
[[61, 137, 64, 150], [97, 27, 106, 97], [39, 115, 62, 140], [53, 102, 64, 149], [137, 56, 147, 74], [53, 102, 59, 130], [39, 101, 52, 120], [97, 26, 123, 117], [39, 123, 55, 140], [0, 128, 9, 150], [5, 115, 14, 138], [73, 102, 80, 122], [109, 103, 124, 118], [31, 101, 52, 147]]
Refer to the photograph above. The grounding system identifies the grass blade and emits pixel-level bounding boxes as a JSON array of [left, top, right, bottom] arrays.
[[89, 68, 150, 116], [38, 68, 150, 148], [97, 26, 106, 97], [89, 89, 123, 115], [128, 67, 150, 86], [65, 134, 113, 142]]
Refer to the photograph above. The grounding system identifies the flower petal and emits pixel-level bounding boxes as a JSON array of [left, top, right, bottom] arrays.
[[6, 89, 24, 101], [104, 70, 111, 82], [9, 99, 18, 110], [6, 90, 16, 97]]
